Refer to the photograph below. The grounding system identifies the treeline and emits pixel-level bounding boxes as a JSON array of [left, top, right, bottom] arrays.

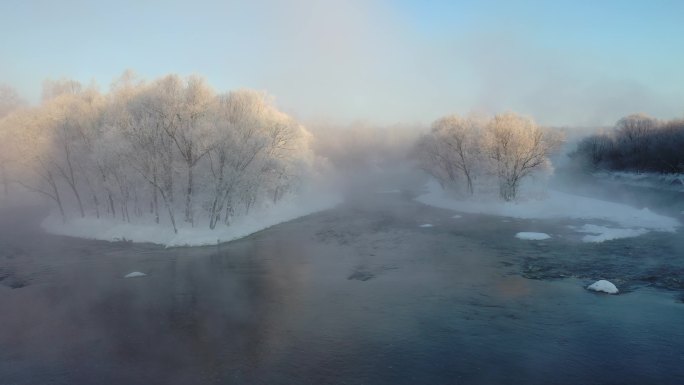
[[571, 114, 684, 174], [0, 72, 313, 232], [415, 112, 563, 201]]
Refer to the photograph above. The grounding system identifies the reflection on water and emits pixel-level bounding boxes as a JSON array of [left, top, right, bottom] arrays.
[[0, 191, 683, 385]]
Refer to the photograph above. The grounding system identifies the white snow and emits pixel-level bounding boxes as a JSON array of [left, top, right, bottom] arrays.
[[451, 214, 462, 219], [574, 224, 649, 243], [587, 280, 619, 294], [417, 180, 679, 242], [42, 192, 342, 247], [419, 224, 434, 228], [515, 232, 551, 240], [124, 272, 147, 278]]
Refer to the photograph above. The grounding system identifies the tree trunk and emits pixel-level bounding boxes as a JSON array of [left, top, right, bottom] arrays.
[[1, 164, 9, 199], [92, 193, 100, 219], [108, 193, 116, 218], [68, 180, 85, 218], [153, 186, 160, 224], [162, 194, 178, 234], [464, 169, 474, 195], [184, 163, 194, 225], [48, 173, 66, 223], [209, 198, 220, 230]]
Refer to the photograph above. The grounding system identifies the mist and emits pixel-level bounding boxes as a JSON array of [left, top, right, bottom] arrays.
[[2, 2, 684, 384], [2, 0, 683, 127]]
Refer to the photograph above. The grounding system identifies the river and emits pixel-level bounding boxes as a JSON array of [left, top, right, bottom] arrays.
[[1, 177, 683, 384]]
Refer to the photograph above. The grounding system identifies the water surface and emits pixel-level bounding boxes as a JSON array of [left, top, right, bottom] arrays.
[[1, 187, 683, 384]]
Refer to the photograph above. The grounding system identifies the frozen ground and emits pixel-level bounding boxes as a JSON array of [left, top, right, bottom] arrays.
[[42, 192, 342, 247], [417, 180, 680, 242]]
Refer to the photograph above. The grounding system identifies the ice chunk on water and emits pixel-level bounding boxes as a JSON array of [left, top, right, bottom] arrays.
[[419, 224, 434, 228], [515, 232, 551, 240], [587, 280, 619, 294], [577, 224, 648, 243], [124, 271, 147, 278]]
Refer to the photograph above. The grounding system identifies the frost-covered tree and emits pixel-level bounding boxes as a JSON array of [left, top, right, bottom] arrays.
[[485, 113, 563, 201], [4, 107, 68, 220], [425, 115, 482, 195], [206, 90, 312, 229], [0, 84, 26, 119], [0, 85, 27, 198], [2, 72, 315, 232], [41, 78, 84, 102], [415, 112, 562, 201]]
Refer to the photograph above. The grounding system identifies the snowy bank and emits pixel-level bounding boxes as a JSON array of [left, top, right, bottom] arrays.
[[43, 192, 342, 247], [416, 180, 679, 242], [515, 232, 551, 240]]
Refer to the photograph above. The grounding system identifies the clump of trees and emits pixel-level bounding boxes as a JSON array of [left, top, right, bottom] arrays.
[[415, 112, 563, 201], [571, 113, 684, 174], [0, 73, 314, 233]]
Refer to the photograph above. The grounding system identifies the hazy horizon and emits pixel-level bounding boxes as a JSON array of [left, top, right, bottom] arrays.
[[2, 0, 683, 127]]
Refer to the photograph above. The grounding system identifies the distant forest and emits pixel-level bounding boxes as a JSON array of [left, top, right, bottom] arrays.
[[571, 114, 684, 174]]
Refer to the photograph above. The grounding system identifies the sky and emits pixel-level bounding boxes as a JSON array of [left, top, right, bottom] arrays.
[[1, 0, 683, 126]]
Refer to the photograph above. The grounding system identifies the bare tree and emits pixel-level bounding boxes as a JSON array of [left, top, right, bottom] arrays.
[[572, 114, 684, 174], [429, 115, 483, 195], [0, 85, 27, 199], [485, 112, 563, 201], [42, 78, 83, 102], [149, 75, 216, 225], [2, 72, 316, 233], [4, 108, 67, 220]]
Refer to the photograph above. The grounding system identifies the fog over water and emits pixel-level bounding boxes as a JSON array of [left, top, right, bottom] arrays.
[[1, 171, 683, 384], [1, 1, 684, 384]]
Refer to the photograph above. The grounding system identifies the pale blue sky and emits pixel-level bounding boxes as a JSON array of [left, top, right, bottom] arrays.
[[1, 0, 682, 125]]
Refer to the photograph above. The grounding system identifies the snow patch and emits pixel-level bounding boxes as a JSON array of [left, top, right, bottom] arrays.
[[451, 214, 462, 219], [587, 280, 619, 294], [416, 180, 679, 242], [419, 224, 434, 228], [124, 272, 147, 278], [515, 232, 551, 240], [43, 192, 342, 247], [574, 224, 649, 243]]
